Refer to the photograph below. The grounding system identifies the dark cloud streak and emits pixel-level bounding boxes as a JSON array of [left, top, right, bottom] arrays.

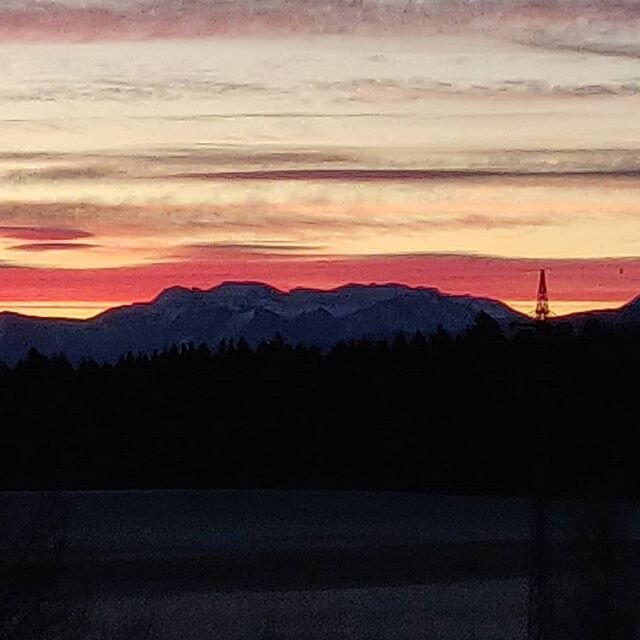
[[165, 168, 640, 182], [0, 225, 94, 241], [10, 242, 100, 252]]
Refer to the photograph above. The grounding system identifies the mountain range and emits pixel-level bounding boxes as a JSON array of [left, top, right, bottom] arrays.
[[0, 282, 526, 364], [0, 282, 636, 365]]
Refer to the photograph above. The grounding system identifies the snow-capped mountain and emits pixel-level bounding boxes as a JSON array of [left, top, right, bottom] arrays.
[[0, 282, 524, 364]]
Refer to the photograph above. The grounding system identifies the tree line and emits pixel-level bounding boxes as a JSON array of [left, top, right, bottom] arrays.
[[0, 313, 638, 496]]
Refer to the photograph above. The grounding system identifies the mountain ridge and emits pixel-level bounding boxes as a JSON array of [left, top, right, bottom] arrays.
[[4, 282, 640, 365], [0, 282, 525, 364]]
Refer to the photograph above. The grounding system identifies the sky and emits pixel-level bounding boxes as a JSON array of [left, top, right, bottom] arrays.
[[2, 1, 640, 317]]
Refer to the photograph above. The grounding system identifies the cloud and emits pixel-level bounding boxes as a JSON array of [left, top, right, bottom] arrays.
[[330, 77, 640, 101], [2, 0, 640, 43], [509, 22, 640, 60], [6, 167, 126, 182], [165, 167, 640, 182], [0, 200, 558, 239], [4, 148, 640, 184], [0, 148, 365, 183], [0, 225, 94, 241], [422, 214, 555, 230], [0, 189, 603, 252], [9, 242, 100, 252], [184, 241, 323, 254]]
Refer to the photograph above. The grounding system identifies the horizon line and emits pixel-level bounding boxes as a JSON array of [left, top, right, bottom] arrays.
[[0, 280, 630, 322]]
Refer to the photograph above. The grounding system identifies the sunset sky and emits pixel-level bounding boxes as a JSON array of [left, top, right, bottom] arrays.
[[2, 0, 640, 317]]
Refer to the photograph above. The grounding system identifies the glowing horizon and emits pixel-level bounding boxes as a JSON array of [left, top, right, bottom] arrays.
[[0, 276, 631, 320], [0, 295, 629, 321]]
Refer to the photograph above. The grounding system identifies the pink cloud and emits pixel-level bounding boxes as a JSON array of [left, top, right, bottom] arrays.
[[9, 242, 99, 252], [0, 1, 635, 43], [0, 226, 93, 241]]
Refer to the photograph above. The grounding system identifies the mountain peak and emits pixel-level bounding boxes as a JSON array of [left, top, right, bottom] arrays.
[[153, 282, 281, 306], [152, 285, 202, 304], [211, 281, 281, 295]]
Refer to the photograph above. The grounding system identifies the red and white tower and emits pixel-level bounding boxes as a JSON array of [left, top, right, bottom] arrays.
[[534, 269, 550, 322]]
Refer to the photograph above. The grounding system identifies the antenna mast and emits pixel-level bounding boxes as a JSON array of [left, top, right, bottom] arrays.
[[535, 269, 550, 322]]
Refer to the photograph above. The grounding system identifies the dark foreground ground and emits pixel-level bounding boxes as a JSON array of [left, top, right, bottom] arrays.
[[3, 540, 529, 598], [2, 490, 640, 639], [0, 491, 532, 639], [1, 545, 531, 640]]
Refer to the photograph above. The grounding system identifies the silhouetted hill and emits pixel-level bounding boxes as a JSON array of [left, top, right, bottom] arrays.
[[0, 282, 523, 364], [555, 297, 640, 327]]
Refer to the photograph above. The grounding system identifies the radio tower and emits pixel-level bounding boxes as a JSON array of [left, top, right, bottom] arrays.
[[528, 267, 553, 640], [534, 269, 550, 321]]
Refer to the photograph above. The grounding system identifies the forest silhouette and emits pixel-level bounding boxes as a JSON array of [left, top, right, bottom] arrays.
[[0, 312, 637, 496]]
